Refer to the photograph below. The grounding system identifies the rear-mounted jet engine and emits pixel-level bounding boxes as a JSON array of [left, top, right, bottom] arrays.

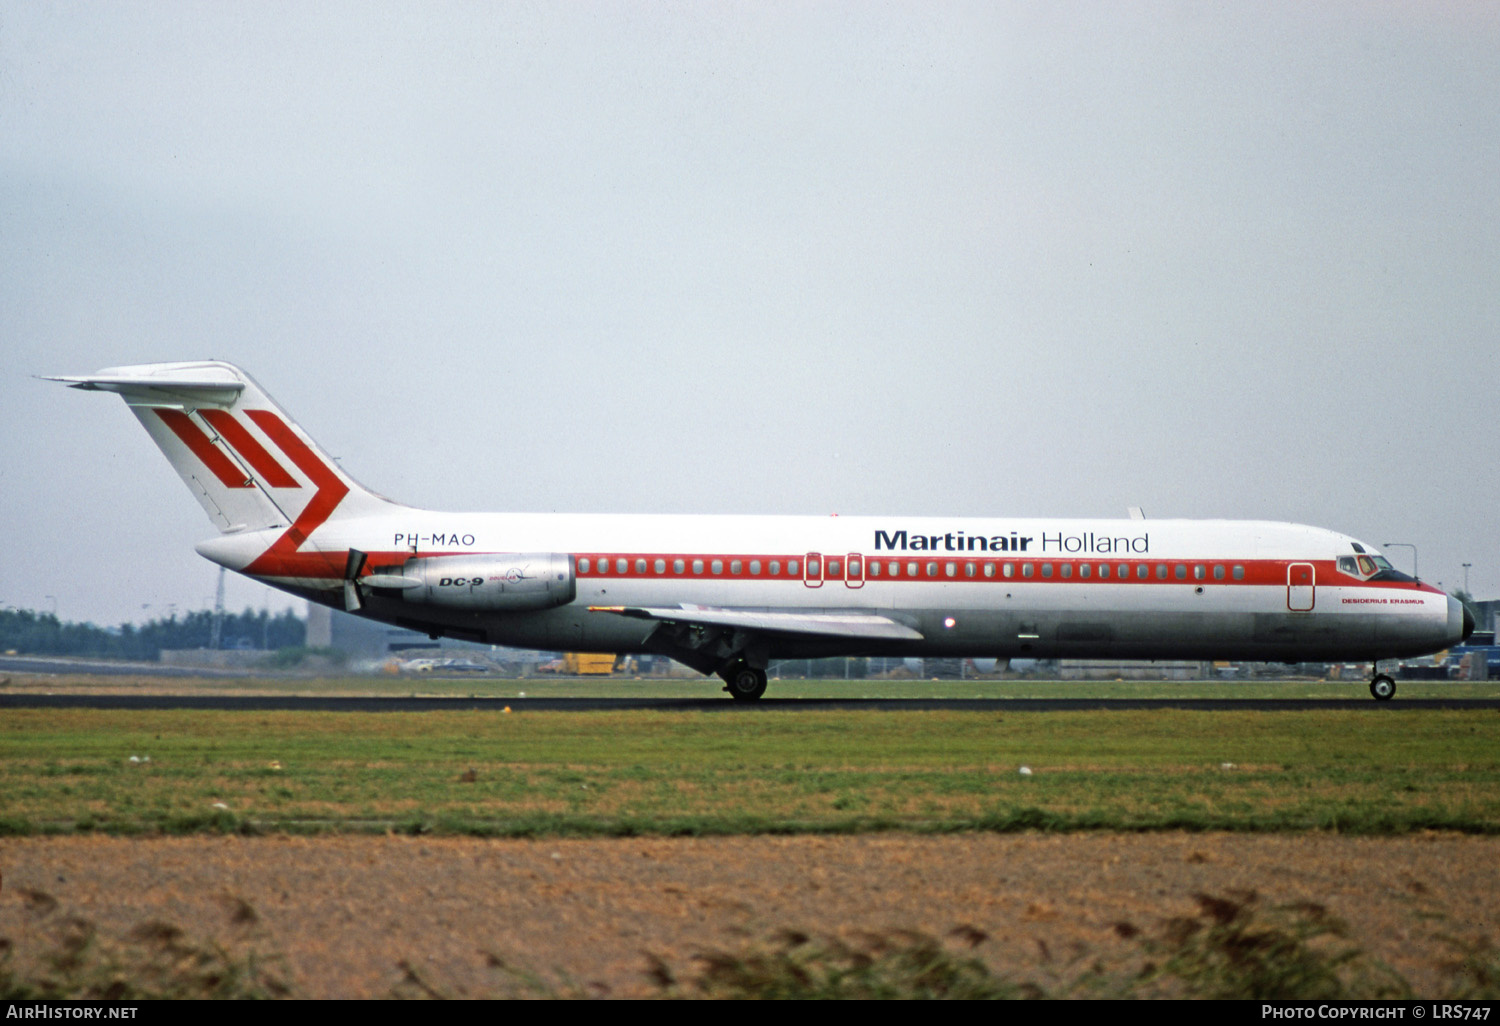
[[365, 553, 575, 610]]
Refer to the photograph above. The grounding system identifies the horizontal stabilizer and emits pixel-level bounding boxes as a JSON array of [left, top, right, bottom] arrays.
[[43, 368, 246, 410]]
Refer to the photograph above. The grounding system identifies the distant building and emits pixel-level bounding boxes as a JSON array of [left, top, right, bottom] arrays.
[[1472, 598, 1500, 637], [305, 604, 551, 667], [307, 604, 459, 660]]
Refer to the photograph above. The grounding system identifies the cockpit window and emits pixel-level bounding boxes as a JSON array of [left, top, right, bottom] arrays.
[[1338, 554, 1402, 580], [1354, 554, 1416, 583]]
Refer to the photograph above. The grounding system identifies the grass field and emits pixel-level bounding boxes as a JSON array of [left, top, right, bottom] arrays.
[[7, 670, 1500, 701], [3, 692, 1499, 836], [5, 677, 1500, 999]]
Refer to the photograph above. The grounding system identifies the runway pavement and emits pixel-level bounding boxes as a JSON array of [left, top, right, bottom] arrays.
[[3, 693, 1498, 712], [0, 654, 281, 678]]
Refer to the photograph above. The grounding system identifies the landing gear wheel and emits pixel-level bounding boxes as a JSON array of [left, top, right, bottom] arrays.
[[1370, 674, 1396, 701], [721, 662, 768, 702]]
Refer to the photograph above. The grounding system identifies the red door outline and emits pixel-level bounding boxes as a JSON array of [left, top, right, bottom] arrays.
[[804, 552, 823, 588], [1287, 563, 1315, 611], [845, 552, 864, 589]]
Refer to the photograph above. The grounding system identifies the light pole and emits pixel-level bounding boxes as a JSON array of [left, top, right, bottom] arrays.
[[1383, 542, 1418, 581], [1462, 563, 1472, 594]]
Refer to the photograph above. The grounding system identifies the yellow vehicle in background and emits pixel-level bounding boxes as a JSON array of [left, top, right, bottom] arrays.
[[539, 652, 619, 675], [567, 652, 616, 675]]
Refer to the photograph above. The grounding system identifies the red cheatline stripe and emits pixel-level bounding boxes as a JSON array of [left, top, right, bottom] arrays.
[[242, 544, 1442, 596], [201, 409, 301, 489], [570, 553, 1437, 591], [154, 409, 251, 488]]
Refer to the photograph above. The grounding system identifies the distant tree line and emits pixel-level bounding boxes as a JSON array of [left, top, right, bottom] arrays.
[[0, 607, 305, 661]]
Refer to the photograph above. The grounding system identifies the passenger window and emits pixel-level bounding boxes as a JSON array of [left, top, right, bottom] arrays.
[[1080, 563, 1091, 579], [1174, 564, 1186, 580], [868, 560, 880, 577], [654, 559, 666, 574], [926, 562, 939, 577], [907, 562, 918, 577], [828, 559, 841, 577], [674, 558, 685, 574], [711, 559, 724, 575], [1041, 563, 1053, 578], [1233, 565, 1245, 580], [1003, 563, 1014, 578], [770, 560, 781, 576], [731, 560, 742, 575], [1061, 563, 1073, 579], [693, 559, 704, 575], [1136, 564, 1149, 580], [1214, 565, 1225, 581], [1156, 564, 1168, 580], [807, 557, 820, 577], [888, 561, 899, 576], [1022, 563, 1035, 578], [788, 560, 799, 576], [750, 560, 761, 575], [945, 562, 956, 578], [1098, 564, 1109, 579], [617, 558, 628, 574], [579, 558, 591, 574], [1194, 565, 1205, 580], [849, 557, 861, 577], [636, 558, 647, 574]]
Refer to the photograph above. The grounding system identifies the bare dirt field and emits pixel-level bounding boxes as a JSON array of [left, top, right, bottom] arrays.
[[2, 832, 1497, 998]]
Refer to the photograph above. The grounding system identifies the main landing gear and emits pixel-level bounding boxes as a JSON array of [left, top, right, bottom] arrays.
[[1369, 673, 1396, 702], [719, 660, 768, 702]]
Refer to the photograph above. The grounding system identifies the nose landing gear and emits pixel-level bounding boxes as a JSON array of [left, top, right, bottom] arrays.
[[1369, 673, 1396, 701]]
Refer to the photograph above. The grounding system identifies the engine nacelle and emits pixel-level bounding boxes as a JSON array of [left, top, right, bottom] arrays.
[[379, 553, 575, 611]]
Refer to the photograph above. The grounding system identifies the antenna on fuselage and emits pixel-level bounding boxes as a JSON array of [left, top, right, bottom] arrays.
[[1128, 506, 1146, 520]]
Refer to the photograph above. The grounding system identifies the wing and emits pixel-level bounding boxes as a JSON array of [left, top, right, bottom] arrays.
[[589, 604, 924, 641], [588, 603, 925, 676]]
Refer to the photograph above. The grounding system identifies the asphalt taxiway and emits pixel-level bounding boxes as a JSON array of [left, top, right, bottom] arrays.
[[3, 693, 1498, 712]]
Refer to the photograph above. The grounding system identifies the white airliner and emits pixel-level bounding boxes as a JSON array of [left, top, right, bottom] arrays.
[[52, 361, 1472, 700]]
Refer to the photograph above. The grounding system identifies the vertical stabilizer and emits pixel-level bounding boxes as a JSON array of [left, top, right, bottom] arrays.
[[47, 361, 398, 537]]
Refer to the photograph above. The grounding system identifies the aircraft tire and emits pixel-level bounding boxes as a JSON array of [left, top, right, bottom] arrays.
[[722, 664, 768, 702], [1370, 674, 1396, 701]]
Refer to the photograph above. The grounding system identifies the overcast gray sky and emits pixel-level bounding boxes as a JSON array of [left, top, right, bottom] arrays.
[[3, 1, 1496, 627]]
